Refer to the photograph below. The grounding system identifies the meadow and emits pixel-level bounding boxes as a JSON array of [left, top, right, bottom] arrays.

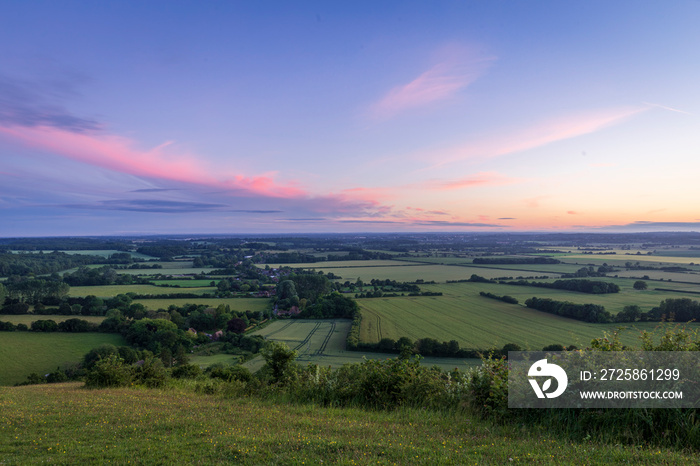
[[356, 291, 700, 350], [133, 297, 269, 313], [0, 314, 105, 326], [2, 383, 694, 465], [69, 284, 217, 297], [0, 333, 126, 386]]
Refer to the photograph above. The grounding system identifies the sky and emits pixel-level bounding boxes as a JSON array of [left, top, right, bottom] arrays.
[[1, 1, 700, 236]]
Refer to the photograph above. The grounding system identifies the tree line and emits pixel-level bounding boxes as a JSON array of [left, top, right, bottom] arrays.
[[504, 278, 620, 294]]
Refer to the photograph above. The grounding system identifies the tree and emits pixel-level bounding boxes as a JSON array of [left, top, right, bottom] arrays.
[[633, 280, 648, 290], [261, 341, 297, 384], [227, 317, 247, 334]]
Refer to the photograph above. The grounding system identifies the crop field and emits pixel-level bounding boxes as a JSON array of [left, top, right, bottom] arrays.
[[559, 254, 700, 267], [242, 319, 478, 373], [0, 315, 105, 325], [357, 293, 700, 351], [69, 284, 216, 297], [0, 333, 126, 386], [114, 266, 216, 275], [149, 279, 217, 287], [133, 297, 269, 313], [259, 259, 416, 268], [422, 280, 700, 315]]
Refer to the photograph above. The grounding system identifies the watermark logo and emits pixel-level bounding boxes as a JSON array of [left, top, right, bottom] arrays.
[[528, 358, 568, 398]]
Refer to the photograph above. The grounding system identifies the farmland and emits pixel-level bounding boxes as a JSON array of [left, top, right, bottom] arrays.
[[69, 284, 216, 297], [133, 297, 269, 313], [242, 319, 478, 373], [357, 294, 698, 350], [0, 333, 126, 386], [5, 232, 700, 383]]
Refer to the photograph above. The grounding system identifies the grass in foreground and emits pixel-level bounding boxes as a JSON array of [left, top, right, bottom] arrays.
[[0, 382, 694, 465]]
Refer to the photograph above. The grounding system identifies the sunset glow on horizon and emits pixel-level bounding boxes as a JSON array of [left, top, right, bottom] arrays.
[[1, 2, 699, 236]]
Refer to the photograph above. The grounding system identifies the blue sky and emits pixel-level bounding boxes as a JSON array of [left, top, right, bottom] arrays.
[[1, 1, 700, 236]]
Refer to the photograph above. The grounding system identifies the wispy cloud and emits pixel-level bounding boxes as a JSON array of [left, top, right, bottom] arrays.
[[643, 101, 692, 116], [0, 74, 100, 132], [425, 172, 520, 190], [422, 106, 647, 167], [369, 47, 494, 120], [0, 125, 306, 199]]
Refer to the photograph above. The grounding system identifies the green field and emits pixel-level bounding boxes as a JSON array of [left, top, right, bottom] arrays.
[[133, 297, 269, 313], [423, 280, 700, 315], [241, 319, 479, 373], [69, 284, 217, 297], [0, 333, 127, 386], [149, 279, 217, 287], [357, 291, 700, 351], [0, 315, 105, 325]]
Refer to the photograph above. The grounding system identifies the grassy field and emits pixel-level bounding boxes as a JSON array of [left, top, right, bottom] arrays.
[[422, 280, 700, 315], [0, 333, 126, 386], [240, 319, 478, 373], [149, 279, 217, 287], [0, 314, 105, 325], [134, 297, 269, 313], [69, 284, 217, 297], [357, 292, 700, 350], [1, 383, 693, 465]]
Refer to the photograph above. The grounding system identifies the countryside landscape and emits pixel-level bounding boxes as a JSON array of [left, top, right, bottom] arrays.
[[1, 233, 700, 463], [3, 1, 700, 464]]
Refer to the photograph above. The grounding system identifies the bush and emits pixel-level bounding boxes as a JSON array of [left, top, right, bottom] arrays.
[[206, 364, 252, 383], [172, 363, 203, 379], [84, 354, 134, 388], [133, 357, 167, 388], [464, 355, 509, 418], [31, 319, 58, 332]]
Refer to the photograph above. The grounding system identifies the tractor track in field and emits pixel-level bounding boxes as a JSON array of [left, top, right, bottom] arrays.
[[315, 321, 336, 356], [293, 322, 321, 352], [262, 320, 295, 338]]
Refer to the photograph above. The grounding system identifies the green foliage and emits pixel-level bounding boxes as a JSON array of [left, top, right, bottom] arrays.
[[84, 354, 134, 388], [300, 292, 358, 318], [464, 355, 509, 418], [507, 278, 620, 294], [30, 319, 58, 332], [287, 356, 468, 411], [133, 357, 167, 388], [261, 341, 298, 384], [525, 296, 612, 323], [171, 363, 202, 379], [205, 363, 252, 383], [634, 280, 648, 290], [479, 291, 518, 304]]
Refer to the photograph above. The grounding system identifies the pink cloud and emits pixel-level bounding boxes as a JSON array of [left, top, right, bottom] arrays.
[[370, 50, 494, 119], [567, 211, 578, 215], [0, 125, 306, 199], [424, 106, 647, 167], [426, 171, 520, 190]]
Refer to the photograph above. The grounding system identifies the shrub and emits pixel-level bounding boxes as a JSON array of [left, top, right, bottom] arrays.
[[133, 357, 167, 388], [464, 355, 509, 418], [31, 319, 58, 332], [84, 354, 134, 388], [172, 363, 203, 379]]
